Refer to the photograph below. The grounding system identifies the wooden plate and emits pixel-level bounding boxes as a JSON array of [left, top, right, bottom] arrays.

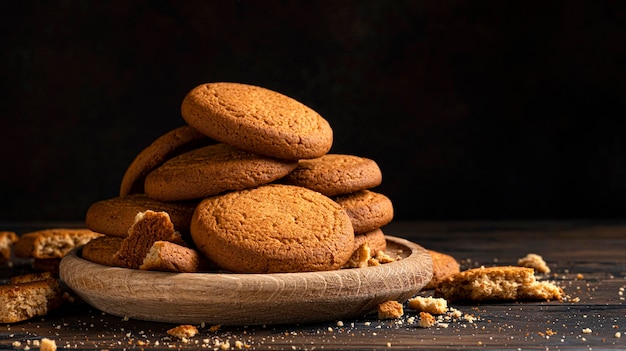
[[59, 236, 432, 325]]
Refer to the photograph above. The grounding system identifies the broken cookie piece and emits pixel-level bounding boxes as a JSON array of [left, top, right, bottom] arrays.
[[167, 324, 198, 341], [114, 210, 187, 269], [417, 311, 436, 328], [14, 228, 103, 260], [0, 272, 64, 323], [377, 300, 404, 320], [408, 296, 448, 315], [518, 253, 550, 274], [140, 241, 211, 273], [435, 266, 563, 302]]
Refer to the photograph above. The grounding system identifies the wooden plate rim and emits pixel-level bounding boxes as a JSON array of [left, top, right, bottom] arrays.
[[60, 235, 433, 325]]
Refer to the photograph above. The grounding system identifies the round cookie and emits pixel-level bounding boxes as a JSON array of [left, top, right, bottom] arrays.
[[181, 82, 333, 160], [85, 194, 198, 237], [81, 235, 124, 267], [191, 184, 354, 273], [144, 143, 298, 202], [353, 228, 387, 254], [120, 125, 214, 196], [282, 154, 382, 196], [333, 190, 394, 234]]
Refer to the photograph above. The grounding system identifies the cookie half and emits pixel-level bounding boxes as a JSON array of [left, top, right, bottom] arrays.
[[144, 143, 298, 202], [191, 184, 354, 273], [85, 194, 198, 237], [181, 82, 333, 160], [114, 210, 187, 269], [283, 154, 382, 196], [120, 125, 214, 196], [435, 266, 563, 302], [333, 190, 394, 234], [14, 229, 103, 259]]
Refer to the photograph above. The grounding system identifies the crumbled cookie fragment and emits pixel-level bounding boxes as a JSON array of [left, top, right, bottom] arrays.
[[14, 228, 102, 259], [115, 210, 187, 269], [344, 243, 371, 268], [377, 300, 403, 320], [40, 338, 57, 351], [518, 253, 550, 274], [367, 250, 397, 266], [1, 273, 64, 323], [167, 324, 198, 342], [417, 311, 436, 328], [140, 241, 210, 273], [407, 296, 448, 315], [435, 266, 563, 302]]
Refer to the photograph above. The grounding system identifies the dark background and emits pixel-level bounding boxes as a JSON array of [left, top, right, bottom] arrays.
[[2, 1, 626, 223]]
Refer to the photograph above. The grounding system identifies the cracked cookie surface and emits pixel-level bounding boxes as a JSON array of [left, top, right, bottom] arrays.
[[181, 82, 333, 160], [191, 184, 354, 273]]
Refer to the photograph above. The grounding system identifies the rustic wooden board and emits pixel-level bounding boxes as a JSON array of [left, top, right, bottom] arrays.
[[59, 236, 433, 325], [2, 221, 625, 350]]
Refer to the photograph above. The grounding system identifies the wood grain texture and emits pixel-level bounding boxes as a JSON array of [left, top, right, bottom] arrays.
[[3, 221, 625, 350], [59, 236, 433, 325]]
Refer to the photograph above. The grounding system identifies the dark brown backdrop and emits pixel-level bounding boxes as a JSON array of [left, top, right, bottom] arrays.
[[2, 1, 625, 222]]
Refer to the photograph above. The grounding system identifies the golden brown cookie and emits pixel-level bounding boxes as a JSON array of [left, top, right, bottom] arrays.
[[353, 228, 387, 255], [435, 266, 563, 302], [377, 300, 403, 320], [85, 194, 198, 237], [81, 235, 124, 267], [423, 250, 461, 290], [0, 231, 18, 265], [191, 184, 354, 273], [282, 154, 382, 196], [144, 143, 298, 202], [120, 125, 214, 196], [140, 241, 212, 273], [180, 82, 333, 160], [0, 273, 63, 323], [333, 190, 394, 234], [114, 210, 187, 270], [14, 229, 103, 259]]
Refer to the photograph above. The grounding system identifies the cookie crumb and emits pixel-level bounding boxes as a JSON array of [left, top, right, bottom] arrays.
[[615, 331, 621, 338], [40, 338, 57, 351], [377, 300, 403, 320], [518, 253, 550, 274], [167, 324, 198, 341], [418, 312, 436, 328], [372, 250, 397, 264], [344, 243, 371, 268], [407, 296, 448, 315], [582, 327, 592, 334]]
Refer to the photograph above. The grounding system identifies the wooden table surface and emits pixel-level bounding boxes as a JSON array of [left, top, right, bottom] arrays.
[[1, 221, 625, 350]]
